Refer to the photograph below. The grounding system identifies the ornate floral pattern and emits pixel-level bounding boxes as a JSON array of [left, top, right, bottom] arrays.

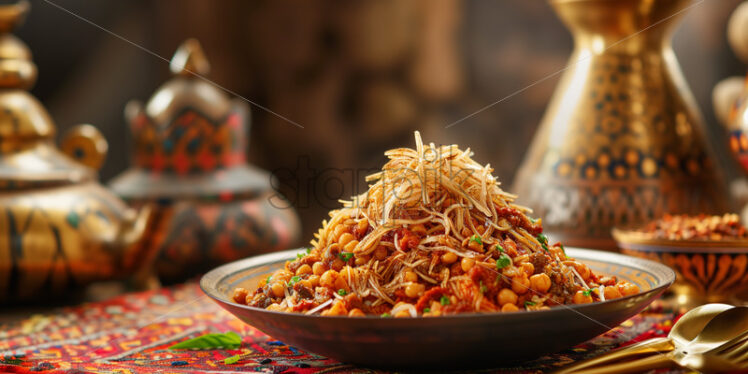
[[0, 283, 685, 373]]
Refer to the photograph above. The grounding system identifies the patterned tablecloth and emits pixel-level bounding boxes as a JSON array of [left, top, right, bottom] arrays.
[[0, 283, 685, 374]]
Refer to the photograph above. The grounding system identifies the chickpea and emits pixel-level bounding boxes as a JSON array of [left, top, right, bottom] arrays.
[[467, 240, 483, 252], [573, 290, 593, 304], [501, 303, 519, 312], [512, 276, 531, 295], [338, 233, 355, 247], [403, 270, 418, 282], [410, 224, 427, 235], [348, 308, 366, 317], [405, 283, 426, 298], [497, 288, 519, 306], [550, 246, 565, 260], [312, 261, 326, 276], [270, 282, 285, 297], [333, 224, 347, 241], [355, 219, 369, 236], [344, 239, 359, 252], [354, 255, 370, 266], [320, 270, 339, 288], [266, 303, 284, 311], [334, 276, 349, 291], [272, 269, 292, 283], [565, 261, 591, 280], [324, 301, 347, 316], [232, 287, 248, 304], [394, 310, 411, 318], [296, 264, 312, 276], [617, 282, 640, 297], [430, 301, 442, 312], [308, 275, 320, 288], [339, 266, 354, 280], [603, 285, 622, 300], [530, 273, 551, 293], [374, 246, 388, 260], [330, 258, 345, 271], [441, 252, 458, 264], [502, 266, 519, 278], [521, 263, 534, 277], [461, 257, 475, 272]]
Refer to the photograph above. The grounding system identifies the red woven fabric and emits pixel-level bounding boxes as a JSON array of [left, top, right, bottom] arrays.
[[0, 283, 681, 373]]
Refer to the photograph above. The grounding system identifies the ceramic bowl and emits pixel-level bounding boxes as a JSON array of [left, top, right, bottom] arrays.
[[613, 228, 748, 307], [201, 247, 673, 368]]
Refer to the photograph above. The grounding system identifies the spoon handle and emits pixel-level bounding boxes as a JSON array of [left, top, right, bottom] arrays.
[[553, 337, 674, 374], [569, 353, 673, 374]]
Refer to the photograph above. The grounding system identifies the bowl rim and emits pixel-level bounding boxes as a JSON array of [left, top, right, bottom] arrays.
[[612, 228, 748, 252], [200, 247, 675, 320]]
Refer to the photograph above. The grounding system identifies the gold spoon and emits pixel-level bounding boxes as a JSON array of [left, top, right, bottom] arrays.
[[554, 303, 735, 374], [569, 306, 748, 374]]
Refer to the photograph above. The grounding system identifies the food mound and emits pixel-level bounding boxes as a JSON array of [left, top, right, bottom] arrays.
[[233, 132, 639, 317], [638, 214, 747, 241]]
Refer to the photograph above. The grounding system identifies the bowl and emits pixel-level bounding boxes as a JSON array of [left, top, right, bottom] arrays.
[[613, 228, 748, 307], [201, 247, 673, 368]]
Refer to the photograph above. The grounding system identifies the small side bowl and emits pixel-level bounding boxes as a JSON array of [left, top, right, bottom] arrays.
[[612, 228, 748, 306]]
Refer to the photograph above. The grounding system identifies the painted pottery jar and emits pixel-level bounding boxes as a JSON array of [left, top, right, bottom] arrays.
[[513, 0, 729, 249], [0, 1, 152, 302], [109, 40, 300, 283]]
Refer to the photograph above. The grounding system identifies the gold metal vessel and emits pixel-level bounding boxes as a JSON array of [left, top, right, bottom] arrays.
[[514, 0, 729, 249], [0, 1, 152, 302]]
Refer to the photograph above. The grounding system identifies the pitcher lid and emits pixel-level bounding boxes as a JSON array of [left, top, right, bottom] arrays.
[[0, 1, 95, 189], [110, 39, 271, 200]]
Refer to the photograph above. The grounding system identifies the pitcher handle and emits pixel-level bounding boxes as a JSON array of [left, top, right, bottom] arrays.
[[60, 124, 108, 170]]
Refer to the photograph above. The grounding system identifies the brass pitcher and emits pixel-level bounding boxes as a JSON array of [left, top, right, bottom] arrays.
[[513, 0, 729, 249], [0, 1, 152, 302]]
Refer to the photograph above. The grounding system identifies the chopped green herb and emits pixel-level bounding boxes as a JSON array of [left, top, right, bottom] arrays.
[[529, 217, 538, 224], [440, 295, 450, 305], [287, 276, 301, 286], [306, 248, 312, 254], [583, 289, 592, 296], [381, 313, 391, 318], [496, 254, 511, 269], [423, 308, 431, 313], [470, 235, 483, 245], [266, 276, 272, 284], [337, 289, 347, 296], [169, 332, 242, 350], [297, 252, 305, 259], [224, 354, 242, 364], [496, 245, 504, 253], [524, 301, 536, 307], [479, 281, 488, 294], [338, 252, 354, 262], [559, 243, 568, 259], [536, 233, 549, 251]]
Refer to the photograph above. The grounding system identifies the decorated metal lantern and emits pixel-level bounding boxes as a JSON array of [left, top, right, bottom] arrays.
[[109, 39, 300, 283]]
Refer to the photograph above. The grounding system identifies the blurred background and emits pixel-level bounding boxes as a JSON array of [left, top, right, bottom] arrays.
[[19, 0, 746, 241]]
